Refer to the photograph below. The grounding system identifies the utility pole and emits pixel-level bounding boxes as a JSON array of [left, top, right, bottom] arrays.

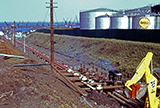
[[50, 0, 54, 66], [46, 0, 58, 67], [14, 21, 16, 47]]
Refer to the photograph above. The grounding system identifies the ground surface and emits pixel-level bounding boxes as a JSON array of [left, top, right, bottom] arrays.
[[2, 31, 160, 108], [0, 37, 122, 108], [0, 55, 89, 108]]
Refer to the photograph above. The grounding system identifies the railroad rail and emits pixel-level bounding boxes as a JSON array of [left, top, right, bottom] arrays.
[[16, 40, 68, 70]]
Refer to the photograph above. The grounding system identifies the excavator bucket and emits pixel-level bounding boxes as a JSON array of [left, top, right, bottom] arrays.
[[136, 83, 148, 100], [125, 83, 147, 100]]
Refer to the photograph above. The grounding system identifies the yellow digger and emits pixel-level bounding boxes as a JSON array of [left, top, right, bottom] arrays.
[[125, 52, 160, 108]]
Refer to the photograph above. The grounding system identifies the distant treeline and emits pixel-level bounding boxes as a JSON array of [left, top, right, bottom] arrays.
[[36, 28, 160, 43]]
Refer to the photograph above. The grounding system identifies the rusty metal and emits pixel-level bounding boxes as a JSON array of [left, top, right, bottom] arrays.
[[74, 82, 84, 86], [112, 91, 140, 108], [0, 41, 21, 54], [116, 91, 144, 106], [62, 73, 74, 77], [78, 63, 83, 72], [10, 37, 128, 102], [117, 89, 144, 106], [16, 40, 68, 70], [102, 85, 124, 90], [66, 77, 82, 81], [60, 70, 68, 73], [88, 82, 98, 86], [82, 88, 91, 91], [51, 65, 84, 95], [0, 40, 6, 53], [107, 92, 134, 108], [129, 84, 141, 99]]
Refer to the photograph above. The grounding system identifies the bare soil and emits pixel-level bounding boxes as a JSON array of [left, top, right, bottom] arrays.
[[0, 37, 123, 108], [0, 56, 90, 108], [2, 31, 160, 107], [0, 40, 88, 108]]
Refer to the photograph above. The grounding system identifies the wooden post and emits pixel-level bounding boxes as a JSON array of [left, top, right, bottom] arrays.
[[14, 21, 16, 47], [50, 0, 54, 67]]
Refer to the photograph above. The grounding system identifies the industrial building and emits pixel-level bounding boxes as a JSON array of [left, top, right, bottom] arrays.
[[80, 8, 118, 29], [80, 3, 160, 30]]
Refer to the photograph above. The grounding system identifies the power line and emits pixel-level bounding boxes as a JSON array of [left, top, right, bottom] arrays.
[[43, 8, 50, 22], [53, 9, 58, 23]]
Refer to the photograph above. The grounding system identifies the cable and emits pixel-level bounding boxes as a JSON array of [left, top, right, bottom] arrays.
[[43, 8, 50, 22], [53, 9, 58, 23]]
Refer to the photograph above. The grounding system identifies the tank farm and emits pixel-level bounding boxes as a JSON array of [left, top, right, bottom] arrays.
[[1, 3, 160, 108]]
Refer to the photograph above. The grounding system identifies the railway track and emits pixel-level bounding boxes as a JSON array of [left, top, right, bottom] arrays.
[[0, 38, 144, 107], [16, 40, 68, 70]]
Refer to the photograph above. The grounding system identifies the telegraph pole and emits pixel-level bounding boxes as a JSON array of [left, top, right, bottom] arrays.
[[14, 21, 16, 47], [50, 0, 54, 66], [46, 0, 58, 67]]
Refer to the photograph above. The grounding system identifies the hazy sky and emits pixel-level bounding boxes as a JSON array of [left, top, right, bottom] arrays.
[[0, 0, 160, 22]]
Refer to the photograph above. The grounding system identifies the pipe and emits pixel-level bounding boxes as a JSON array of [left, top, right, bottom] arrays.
[[66, 77, 82, 81], [102, 85, 124, 90], [112, 91, 140, 108], [116, 91, 144, 106], [51, 65, 84, 95], [74, 82, 84, 86], [107, 92, 134, 108], [13, 63, 51, 67], [62, 73, 74, 77], [82, 88, 91, 91], [0, 53, 25, 58]]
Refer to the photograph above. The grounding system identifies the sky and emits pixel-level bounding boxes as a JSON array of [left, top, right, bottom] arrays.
[[0, 0, 160, 22]]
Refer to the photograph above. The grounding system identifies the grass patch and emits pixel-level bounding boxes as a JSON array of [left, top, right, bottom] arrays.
[[26, 32, 160, 77]]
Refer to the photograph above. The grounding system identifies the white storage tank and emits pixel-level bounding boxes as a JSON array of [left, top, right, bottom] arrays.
[[80, 8, 117, 30], [95, 14, 110, 29], [156, 16, 160, 29], [111, 14, 130, 29], [132, 13, 157, 29]]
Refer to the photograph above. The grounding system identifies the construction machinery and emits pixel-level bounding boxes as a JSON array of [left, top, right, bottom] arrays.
[[125, 52, 160, 108]]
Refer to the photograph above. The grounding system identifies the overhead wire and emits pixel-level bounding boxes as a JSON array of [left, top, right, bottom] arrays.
[[43, 7, 58, 25], [43, 8, 50, 22], [53, 9, 58, 23]]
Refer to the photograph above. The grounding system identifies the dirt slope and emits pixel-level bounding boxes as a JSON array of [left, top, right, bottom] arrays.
[[0, 38, 91, 108], [26, 32, 160, 78], [0, 55, 93, 108]]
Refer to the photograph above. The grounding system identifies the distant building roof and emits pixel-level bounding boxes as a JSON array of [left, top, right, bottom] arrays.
[[96, 14, 110, 18], [80, 8, 118, 13]]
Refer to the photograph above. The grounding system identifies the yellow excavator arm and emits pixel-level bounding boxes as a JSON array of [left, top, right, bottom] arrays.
[[125, 52, 159, 108], [125, 52, 153, 91]]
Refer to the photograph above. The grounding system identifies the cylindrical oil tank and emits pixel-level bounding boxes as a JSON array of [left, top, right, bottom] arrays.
[[128, 16, 132, 29], [156, 16, 160, 29], [111, 15, 130, 29], [132, 14, 157, 29], [80, 8, 118, 30], [95, 14, 110, 29]]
